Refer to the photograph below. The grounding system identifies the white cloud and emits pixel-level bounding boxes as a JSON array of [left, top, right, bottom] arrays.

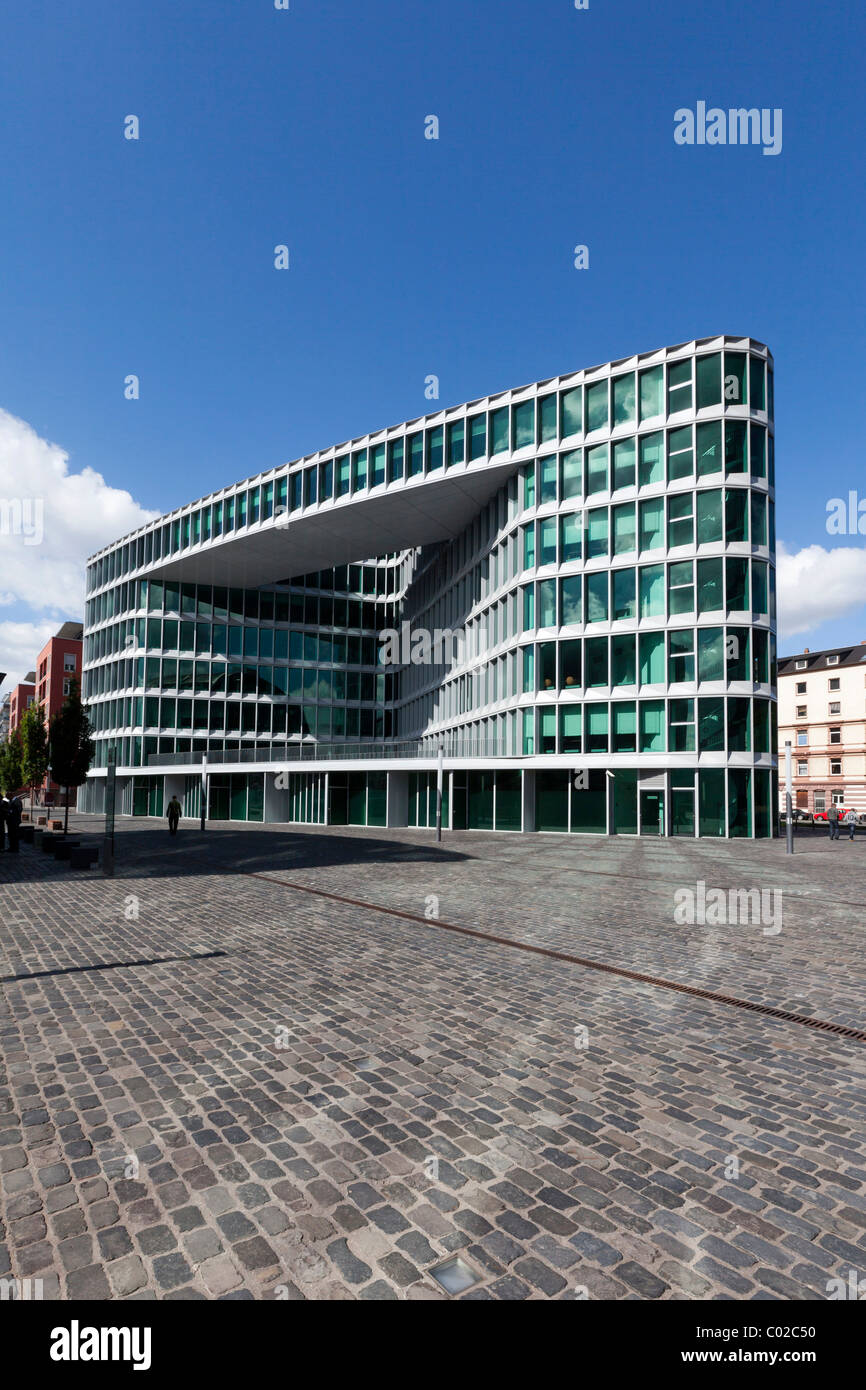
[[0, 407, 158, 694], [777, 540, 866, 640]]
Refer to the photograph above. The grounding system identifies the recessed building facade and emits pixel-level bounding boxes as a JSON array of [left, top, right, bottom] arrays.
[[80, 335, 778, 836]]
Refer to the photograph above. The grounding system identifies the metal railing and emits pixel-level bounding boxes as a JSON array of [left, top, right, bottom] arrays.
[[147, 737, 510, 767]]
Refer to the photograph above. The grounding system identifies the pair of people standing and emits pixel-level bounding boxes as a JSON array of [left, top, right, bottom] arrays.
[[827, 805, 857, 841], [0, 795, 22, 852]]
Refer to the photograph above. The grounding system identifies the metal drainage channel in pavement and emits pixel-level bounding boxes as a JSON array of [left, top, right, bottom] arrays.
[[242, 872, 866, 1044]]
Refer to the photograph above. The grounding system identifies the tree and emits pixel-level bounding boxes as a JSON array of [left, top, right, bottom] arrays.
[[20, 702, 50, 817], [0, 727, 24, 796], [49, 683, 94, 834]]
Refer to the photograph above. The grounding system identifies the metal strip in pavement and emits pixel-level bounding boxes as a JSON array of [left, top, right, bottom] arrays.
[[242, 872, 866, 1044]]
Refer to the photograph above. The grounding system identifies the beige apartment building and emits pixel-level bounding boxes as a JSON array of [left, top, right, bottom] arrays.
[[778, 643, 866, 814]]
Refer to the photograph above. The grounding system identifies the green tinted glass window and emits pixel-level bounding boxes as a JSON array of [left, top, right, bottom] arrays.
[[639, 630, 665, 684], [585, 571, 608, 622], [560, 706, 582, 752], [696, 489, 723, 543], [639, 563, 665, 617], [426, 427, 443, 471], [446, 421, 465, 467], [726, 557, 748, 611], [560, 574, 582, 624], [696, 421, 723, 476], [639, 366, 663, 421], [560, 513, 582, 563], [612, 567, 636, 620], [669, 697, 695, 752], [669, 628, 694, 682], [639, 432, 664, 485], [539, 455, 557, 503], [749, 356, 765, 410], [522, 522, 535, 569], [408, 433, 424, 476], [538, 578, 557, 627], [724, 351, 747, 406], [697, 626, 725, 681], [668, 561, 694, 615], [586, 508, 608, 559], [561, 639, 581, 687], [337, 455, 351, 495], [668, 493, 694, 548], [613, 701, 637, 752], [728, 697, 751, 751], [611, 632, 636, 685], [640, 699, 665, 750], [560, 450, 582, 499], [725, 421, 747, 473], [697, 557, 724, 613], [388, 439, 404, 481], [585, 638, 608, 686], [512, 400, 534, 450], [639, 497, 664, 551], [612, 438, 636, 490], [371, 443, 386, 485], [490, 407, 509, 454], [668, 359, 692, 413], [695, 353, 721, 407], [698, 696, 725, 751], [750, 424, 766, 478], [586, 444, 608, 494], [750, 490, 767, 546], [560, 386, 582, 437], [612, 373, 636, 426], [522, 462, 535, 509], [725, 488, 748, 543], [585, 380, 609, 432], [538, 394, 557, 442], [469, 414, 487, 459], [586, 704, 609, 752], [612, 503, 636, 554], [751, 559, 768, 613], [539, 517, 557, 565], [668, 426, 693, 480], [352, 449, 368, 490]]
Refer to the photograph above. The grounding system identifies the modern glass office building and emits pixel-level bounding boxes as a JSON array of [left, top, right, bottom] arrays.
[[80, 334, 777, 836]]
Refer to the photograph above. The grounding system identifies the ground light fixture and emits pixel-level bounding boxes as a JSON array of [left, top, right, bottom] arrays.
[[428, 1255, 482, 1295]]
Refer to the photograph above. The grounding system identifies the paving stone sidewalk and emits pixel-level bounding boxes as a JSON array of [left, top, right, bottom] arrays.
[[1, 818, 865, 1300]]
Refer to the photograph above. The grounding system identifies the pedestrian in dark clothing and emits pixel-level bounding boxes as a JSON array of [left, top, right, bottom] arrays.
[[167, 796, 182, 836], [827, 804, 840, 841], [6, 796, 21, 853], [0, 798, 7, 852]]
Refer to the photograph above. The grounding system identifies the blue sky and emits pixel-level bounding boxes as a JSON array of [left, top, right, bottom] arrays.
[[1, 0, 865, 688]]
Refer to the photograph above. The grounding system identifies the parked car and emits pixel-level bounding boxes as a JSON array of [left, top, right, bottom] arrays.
[[812, 806, 854, 822]]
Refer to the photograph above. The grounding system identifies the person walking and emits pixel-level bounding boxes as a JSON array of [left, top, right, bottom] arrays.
[[844, 808, 857, 841], [167, 795, 182, 836], [827, 803, 840, 841], [0, 796, 7, 853]]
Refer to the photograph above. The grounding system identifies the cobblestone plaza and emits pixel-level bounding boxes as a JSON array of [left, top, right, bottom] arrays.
[[2, 820, 864, 1302]]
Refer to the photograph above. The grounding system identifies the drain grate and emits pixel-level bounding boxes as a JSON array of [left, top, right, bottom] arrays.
[[242, 872, 866, 1044], [0, 950, 227, 985]]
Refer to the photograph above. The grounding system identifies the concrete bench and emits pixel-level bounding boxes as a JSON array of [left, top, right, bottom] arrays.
[[37, 816, 47, 826], [68, 847, 99, 870], [49, 820, 63, 831]]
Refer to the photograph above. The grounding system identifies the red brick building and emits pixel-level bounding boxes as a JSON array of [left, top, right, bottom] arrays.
[[8, 673, 36, 731], [34, 622, 84, 803]]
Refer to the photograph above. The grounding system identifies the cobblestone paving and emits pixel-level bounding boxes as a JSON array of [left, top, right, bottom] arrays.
[[1, 816, 865, 1301]]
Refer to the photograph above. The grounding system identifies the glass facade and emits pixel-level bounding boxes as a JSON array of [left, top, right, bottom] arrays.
[[80, 336, 776, 836]]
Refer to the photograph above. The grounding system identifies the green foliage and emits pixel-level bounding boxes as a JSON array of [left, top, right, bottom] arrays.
[[0, 727, 24, 795], [49, 682, 94, 790], [19, 703, 49, 794]]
